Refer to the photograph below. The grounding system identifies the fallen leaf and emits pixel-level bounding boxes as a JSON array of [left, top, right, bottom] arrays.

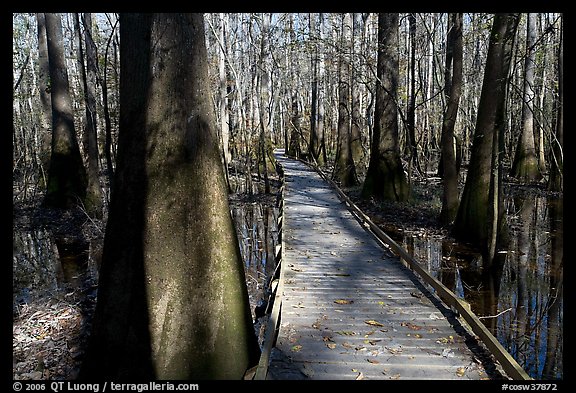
[[336, 331, 356, 336], [291, 345, 302, 352], [436, 336, 454, 344], [365, 320, 385, 327], [364, 339, 381, 345], [385, 344, 403, 354], [355, 372, 364, 380], [326, 343, 337, 349], [342, 342, 354, 349], [334, 299, 354, 305], [400, 322, 422, 330], [410, 292, 424, 299], [456, 367, 466, 377], [367, 359, 380, 364]]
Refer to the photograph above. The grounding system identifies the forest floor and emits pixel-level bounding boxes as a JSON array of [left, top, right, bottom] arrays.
[[12, 160, 556, 380]]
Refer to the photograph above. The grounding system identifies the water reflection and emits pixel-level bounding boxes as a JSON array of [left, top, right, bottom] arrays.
[[230, 202, 279, 323], [13, 228, 97, 314], [396, 193, 563, 380], [13, 229, 61, 312]]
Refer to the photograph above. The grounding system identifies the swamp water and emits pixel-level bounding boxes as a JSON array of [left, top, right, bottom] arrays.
[[389, 192, 563, 380]]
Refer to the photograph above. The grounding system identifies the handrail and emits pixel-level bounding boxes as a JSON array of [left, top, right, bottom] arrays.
[[254, 161, 286, 380]]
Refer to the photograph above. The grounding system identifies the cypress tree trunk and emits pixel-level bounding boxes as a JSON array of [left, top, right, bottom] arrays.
[[511, 13, 542, 183], [81, 13, 260, 380], [362, 13, 408, 202], [43, 13, 87, 209], [439, 13, 463, 225], [74, 13, 103, 217], [309, 13, 320, 162], [332, 13, 358, 187], [453, 13, 520, 254]]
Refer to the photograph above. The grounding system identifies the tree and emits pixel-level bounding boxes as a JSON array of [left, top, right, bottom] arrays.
[[257, 13, 272, 194], [35, 13, 52, 180], [405, 13, 422, 175], [332, 13, 358, 186], [439, 13, 463, 225], [511, 13, 542, 183], [43, 13, 87, 209], [453, 13, 520, 260], [308, 13, 324, 164], [286, 14, 301, 158], [74, 13, 103, 217], [81, 13, 260, 380], [548, 14, 563, 192], [362, 13, 408, 201]]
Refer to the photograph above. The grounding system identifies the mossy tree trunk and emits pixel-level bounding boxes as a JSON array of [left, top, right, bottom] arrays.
[[362, 13, 408, 202], [43, 13, 87, 209], [81, 13, 260, 380]]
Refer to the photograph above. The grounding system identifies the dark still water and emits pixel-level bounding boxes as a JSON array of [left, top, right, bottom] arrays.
[[394, 192, 563, 380]]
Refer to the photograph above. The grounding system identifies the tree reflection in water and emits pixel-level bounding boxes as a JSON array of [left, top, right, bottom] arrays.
[[399, 192, 563, 379]]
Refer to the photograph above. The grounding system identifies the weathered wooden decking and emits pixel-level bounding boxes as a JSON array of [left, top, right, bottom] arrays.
[[263, 151, 502, 380]]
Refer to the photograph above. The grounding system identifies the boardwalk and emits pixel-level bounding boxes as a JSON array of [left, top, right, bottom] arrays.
[[263, 151, 502, 380]]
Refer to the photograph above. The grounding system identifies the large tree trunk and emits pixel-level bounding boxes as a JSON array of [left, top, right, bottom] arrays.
[[362, 13, 408, 202], [511, 13, 542, 183], [453, 13, 520, 257], [81, 13, 260, 380], [43, 13, 87, 209], [439, 13, 463, 225], [332, 13, 358, 187]]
